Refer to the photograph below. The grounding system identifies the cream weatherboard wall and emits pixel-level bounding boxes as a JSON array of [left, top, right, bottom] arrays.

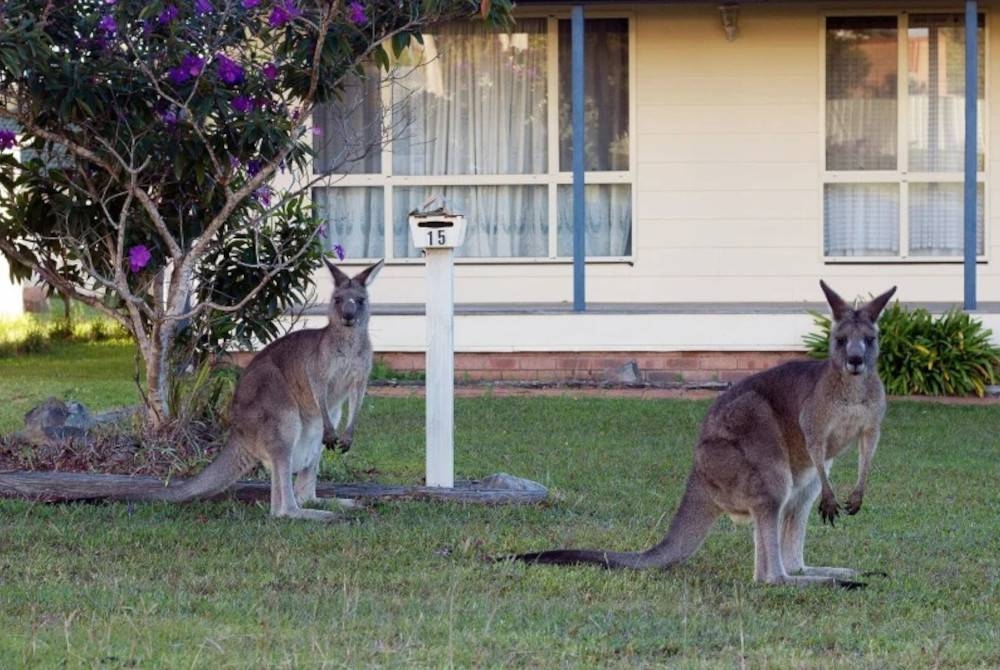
[[0, 256, 23, 317], [293, 3, 1000, 313]]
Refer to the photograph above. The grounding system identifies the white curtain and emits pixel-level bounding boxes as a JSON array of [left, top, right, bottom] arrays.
[[825, 14, 985, 258], [557, 185, 631, 257], [392, 20, 549, 176], [909, 183, 983, 256], [393, 186, 547, 258], [313, 17, 633, 259], [824, 184, 899, 257], [312, 67, 383, 176], [312, 187, 384, 259]]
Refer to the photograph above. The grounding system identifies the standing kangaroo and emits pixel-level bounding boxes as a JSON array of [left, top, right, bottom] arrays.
[[66, 259, 383, 521], [510, 281, 897, 586]]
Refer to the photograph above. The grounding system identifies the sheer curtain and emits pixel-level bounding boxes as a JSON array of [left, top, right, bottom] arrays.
[[907, 14, 985, 256], [390, 19, 549, 257], [313, 66, 383, 176], [557, 185, 631, 257], [825, 14, 985, 258], [908, 183, 983, 256], [393, 186, 547, 258], [312, 187, 384, 259], [557, 18, 630, 257], [824, 184, 899, 257], [824, 17, 899, 256]]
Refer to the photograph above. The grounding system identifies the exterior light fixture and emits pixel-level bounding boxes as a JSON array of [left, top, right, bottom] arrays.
[[719, 4, 740, 41]]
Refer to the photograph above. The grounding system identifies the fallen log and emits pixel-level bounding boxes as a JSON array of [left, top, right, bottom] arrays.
[[0, 470, 547, 505]]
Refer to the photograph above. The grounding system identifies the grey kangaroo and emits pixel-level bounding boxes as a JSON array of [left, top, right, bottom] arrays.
[[72, 259, 383, 521], [510, 281, 897, 586]]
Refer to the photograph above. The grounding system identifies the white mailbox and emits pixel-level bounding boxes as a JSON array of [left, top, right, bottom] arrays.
[[408, 213, 467, 250]]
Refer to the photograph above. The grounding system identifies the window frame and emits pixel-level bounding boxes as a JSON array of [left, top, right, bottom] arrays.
[[310, 10, 636, 265], [820, 9, 990, 264]]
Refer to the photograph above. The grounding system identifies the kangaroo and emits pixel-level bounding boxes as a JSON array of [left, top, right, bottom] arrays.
[[69, 259, 383, 521], [509, 281, 897, 586]]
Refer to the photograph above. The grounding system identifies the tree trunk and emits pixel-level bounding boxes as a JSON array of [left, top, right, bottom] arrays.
[[143, 334, 171, 430]]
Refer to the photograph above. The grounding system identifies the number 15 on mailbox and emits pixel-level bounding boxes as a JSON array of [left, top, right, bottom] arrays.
[[408, 212, 467, 250]]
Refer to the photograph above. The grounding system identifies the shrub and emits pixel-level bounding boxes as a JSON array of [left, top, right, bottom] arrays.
[[804, 302, 1000, 396], [0, 314, 130, 357]]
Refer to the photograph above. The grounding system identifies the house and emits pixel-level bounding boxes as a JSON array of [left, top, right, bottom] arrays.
[[289, 1, 1000, 383]]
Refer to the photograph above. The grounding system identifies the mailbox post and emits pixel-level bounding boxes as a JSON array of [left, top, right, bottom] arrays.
[[408, 211, 467, 488]]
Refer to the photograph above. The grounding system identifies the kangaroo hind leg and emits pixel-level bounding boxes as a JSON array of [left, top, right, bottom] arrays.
[[271, 455, 339, 522], [780, 472, 858, 579]]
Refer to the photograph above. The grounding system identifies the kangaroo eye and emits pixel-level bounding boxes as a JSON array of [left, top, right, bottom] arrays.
[[356, 298, 365, 306], [865, 336, 876, 346], [334, 296, 343, 304], [835, 337, 847, 347]]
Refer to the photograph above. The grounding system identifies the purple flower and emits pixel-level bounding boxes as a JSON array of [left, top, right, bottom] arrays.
[[128, 245, 152, 273], [98, 14, 117, 34], [242, 0, 260, 7], [231, 96, 253, 113], [157, 5, 179, 24], [348, 1, 366, 25], [262, 62, 278, 81], [169, 54, 205, 85], [268, 0, 301, 28], [194, 0, 214, 14], [254, 186, 272, 207], [247, 159, 262, 177], [214, 54, 244, 86], [159, 109, 178, 126], [333, 243, 346, 261], [0, 130, 16, 151]]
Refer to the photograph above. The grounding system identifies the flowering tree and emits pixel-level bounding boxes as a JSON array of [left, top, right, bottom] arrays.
[[0, 0, 511, 427]]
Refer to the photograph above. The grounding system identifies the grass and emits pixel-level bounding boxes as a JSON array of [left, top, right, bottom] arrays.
[[1, 345, 999, 668], [0, 340, 140, 433]]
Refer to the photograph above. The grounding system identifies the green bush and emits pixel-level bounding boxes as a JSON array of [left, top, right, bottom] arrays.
[[0, 314, 130, 358], [804, 302, 1000, 396]]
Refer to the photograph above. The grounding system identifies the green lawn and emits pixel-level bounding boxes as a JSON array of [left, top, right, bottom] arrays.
[[0, 341, 140, 433], [1, 345, 999, 668]]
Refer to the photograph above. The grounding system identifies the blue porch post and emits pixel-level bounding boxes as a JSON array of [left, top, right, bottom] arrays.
[[571, 4, 586, 312], [964, 0, 978, 310]]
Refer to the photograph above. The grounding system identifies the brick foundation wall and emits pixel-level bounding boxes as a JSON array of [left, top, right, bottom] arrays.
[[376, 351, 808, 384]]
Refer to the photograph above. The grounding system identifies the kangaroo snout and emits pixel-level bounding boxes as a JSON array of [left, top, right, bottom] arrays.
[[340, 300, 359, 326]]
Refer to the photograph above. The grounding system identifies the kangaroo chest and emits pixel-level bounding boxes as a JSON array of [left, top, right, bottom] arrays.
[[824, 401, 875, 457]]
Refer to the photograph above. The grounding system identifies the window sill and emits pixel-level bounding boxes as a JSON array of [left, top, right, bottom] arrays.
[[824, 257, 988, 265], [331, 256, 635, 267]]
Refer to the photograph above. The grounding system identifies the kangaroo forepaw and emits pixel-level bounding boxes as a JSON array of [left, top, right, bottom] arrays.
[[818, 496, 842, 526]]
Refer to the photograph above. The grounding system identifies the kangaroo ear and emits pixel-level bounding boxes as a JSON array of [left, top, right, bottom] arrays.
[[325, 258, 350, 287], [861, 286, 897, 322], [354, 258, 384, 287], [819, 280, 852, 322]]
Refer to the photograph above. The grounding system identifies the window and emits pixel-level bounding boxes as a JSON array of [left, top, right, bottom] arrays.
[[312, 16, 632, 261], [823, 13, 985, 259]]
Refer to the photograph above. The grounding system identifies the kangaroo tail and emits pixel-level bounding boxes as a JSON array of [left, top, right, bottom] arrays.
[[507, 473, 720, 570], [150, 442, 257, 503]]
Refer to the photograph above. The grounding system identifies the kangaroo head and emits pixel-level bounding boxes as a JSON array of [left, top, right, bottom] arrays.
[[325, 258, 384, 328], [819, 280, 897, 377]]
